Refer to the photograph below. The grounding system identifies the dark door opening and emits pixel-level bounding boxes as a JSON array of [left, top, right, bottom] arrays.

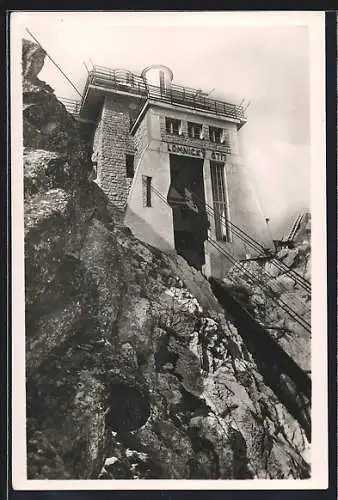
[[167, 154, 209, 271]]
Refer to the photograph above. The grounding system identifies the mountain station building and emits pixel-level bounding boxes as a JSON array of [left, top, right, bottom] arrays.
[[70, 64, 274, 277]]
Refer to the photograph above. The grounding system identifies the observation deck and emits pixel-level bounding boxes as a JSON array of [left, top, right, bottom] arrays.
[[60, 65, 247, 127]]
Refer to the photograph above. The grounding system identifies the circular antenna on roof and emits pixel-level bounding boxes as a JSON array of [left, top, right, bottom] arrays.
[[141, 65, 173, 90], [141, 65, 173, 80]]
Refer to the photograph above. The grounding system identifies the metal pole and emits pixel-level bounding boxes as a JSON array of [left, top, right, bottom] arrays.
[[83, 61, 90, 74], [25, 27, 82, 97]]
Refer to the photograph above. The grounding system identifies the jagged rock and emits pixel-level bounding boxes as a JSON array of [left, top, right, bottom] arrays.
[[227, 235, 311, 374], [23, 39, 310, 480], [24, 150, 65, 196], [279, 248, 299, 268], [22, 39, 46, 82], [264, 260, 282, 278]]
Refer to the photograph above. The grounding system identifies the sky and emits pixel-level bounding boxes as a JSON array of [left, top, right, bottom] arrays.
[[14, 11, 322, 238]]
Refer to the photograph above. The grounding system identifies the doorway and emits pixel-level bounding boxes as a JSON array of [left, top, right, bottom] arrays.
[[167, 154, 209, 271]]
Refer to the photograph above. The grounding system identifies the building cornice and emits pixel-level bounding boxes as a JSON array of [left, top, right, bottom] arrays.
[[130, 99, 245, 136]]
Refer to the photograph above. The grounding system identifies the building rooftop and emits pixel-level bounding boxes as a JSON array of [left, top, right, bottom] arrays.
[[60, 64, 247, 128]]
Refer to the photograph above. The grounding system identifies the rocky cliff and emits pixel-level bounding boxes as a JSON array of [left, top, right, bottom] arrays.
[[225, 215, 311, 374], [23, 38, 310, 480]]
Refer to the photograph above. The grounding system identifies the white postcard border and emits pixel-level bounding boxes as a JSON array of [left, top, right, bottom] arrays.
[[11, 10, 328, 490]]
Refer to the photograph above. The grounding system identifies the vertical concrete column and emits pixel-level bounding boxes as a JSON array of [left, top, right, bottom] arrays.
[[148, 111, 161, 142], [229, 127, 240, 157], [180, 120, 188, 138], [202, 156, 214, 277], [201, 123, 208, 140]]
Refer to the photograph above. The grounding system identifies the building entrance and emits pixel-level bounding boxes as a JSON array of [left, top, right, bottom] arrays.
[[167, 154, 209, 271]]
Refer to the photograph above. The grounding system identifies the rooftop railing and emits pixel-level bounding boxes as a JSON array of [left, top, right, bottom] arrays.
[[81, 65, 246, 123]]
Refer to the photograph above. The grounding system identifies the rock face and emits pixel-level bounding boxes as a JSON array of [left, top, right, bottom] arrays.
[[226, 220, 311, 374], [23, 38, 310, 480]]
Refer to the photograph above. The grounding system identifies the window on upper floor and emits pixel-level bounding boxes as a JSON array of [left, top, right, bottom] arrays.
[[209, 126, 222, 143], [165, 117, 182, 136], [209, 127, 230, 146], [126, 154, 135, 178], [187, 122, 203, 139], [210, 161, 231, 241], [142, 175, 152, 207]]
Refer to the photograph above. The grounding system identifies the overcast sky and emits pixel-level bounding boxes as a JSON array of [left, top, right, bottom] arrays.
[[15, 12, 322, 237]]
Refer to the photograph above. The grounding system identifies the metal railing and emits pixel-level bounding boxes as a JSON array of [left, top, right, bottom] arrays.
[[59, 97, 82, 116], [81, 64, 246, 122], [150, 184, 311, 335]]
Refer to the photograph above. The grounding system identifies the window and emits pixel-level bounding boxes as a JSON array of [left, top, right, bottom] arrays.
[[209, 126, 222, 143], [188, 122, 203, 139], [142, 175, 152, 207], [220, 130, 230, 147], [209, 127, 230, 146], [126, 154, 134, 178], [165, 117, 182, 135], [210, 162, 230, 241]]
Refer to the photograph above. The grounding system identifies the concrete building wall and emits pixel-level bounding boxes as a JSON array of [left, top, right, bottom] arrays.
[[125, 103, 274, 277], [133, 112, 150, 162], [156, 105, 233, 157], [157, 105, 273, 267], [203, 154, 274, 278], [124, 141, 175, 252], [91, 92, 273, 277]]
